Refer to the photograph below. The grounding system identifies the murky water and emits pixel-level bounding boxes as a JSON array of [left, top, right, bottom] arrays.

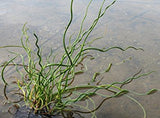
[[0, 0, 160, 118]]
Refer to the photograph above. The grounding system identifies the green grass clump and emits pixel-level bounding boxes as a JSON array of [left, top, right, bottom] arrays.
[[0, 0, 158, 118]]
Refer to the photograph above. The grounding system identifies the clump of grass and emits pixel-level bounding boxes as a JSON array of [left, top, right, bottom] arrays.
[[0, 0, 158, 118]]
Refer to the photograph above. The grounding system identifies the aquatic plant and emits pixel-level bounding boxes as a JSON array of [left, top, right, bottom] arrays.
[[0, 0, 158, 118]]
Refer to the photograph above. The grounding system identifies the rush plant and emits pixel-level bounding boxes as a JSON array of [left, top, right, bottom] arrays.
[[0, 0, 157, 118]]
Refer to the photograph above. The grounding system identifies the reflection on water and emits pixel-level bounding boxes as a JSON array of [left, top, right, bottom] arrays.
[[0, 0, 160, 118]]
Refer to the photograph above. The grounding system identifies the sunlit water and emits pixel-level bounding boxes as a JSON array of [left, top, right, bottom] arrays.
[[0, 0, 160, 118]]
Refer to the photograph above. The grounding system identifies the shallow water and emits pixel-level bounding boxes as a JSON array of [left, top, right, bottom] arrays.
[[0, 0, 160, 118]]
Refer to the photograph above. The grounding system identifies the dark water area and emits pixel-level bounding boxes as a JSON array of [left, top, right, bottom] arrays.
[[0, 0, 160, 118]]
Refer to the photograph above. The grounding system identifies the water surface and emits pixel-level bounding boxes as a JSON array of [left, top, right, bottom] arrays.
[[0, 0, 160, 118]]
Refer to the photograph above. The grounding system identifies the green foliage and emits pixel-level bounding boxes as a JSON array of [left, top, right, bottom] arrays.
[[0, 0, 158, 118]]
